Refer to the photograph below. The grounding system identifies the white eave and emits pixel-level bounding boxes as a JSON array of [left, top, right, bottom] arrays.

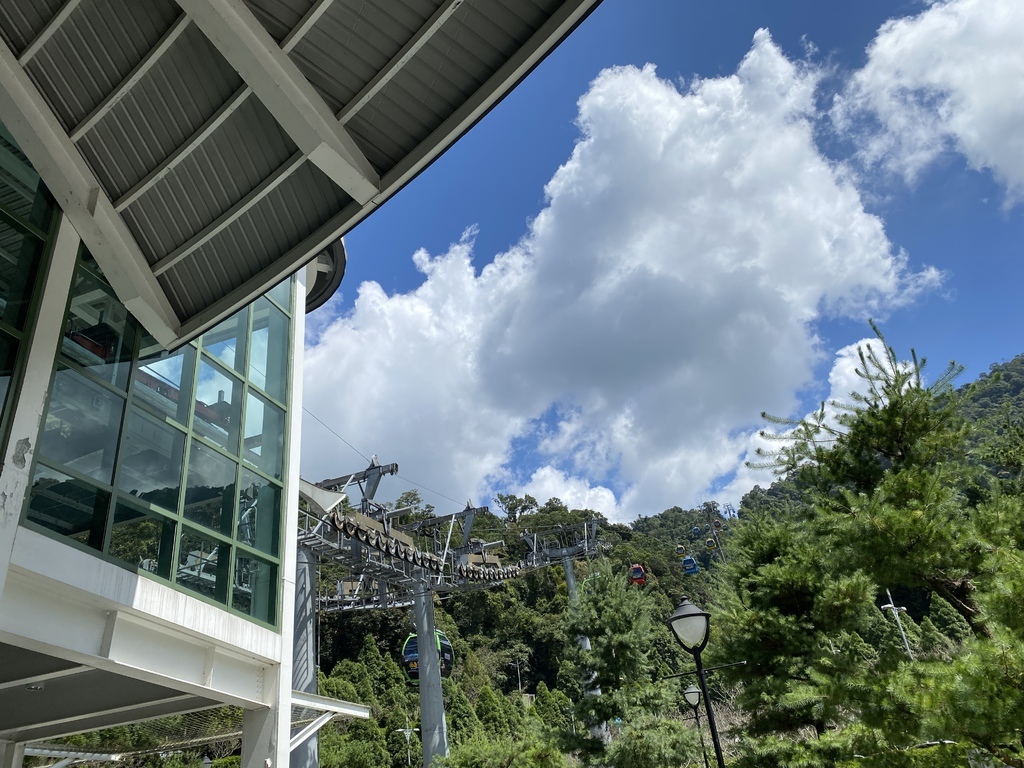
[[0, 0, 603, 345]]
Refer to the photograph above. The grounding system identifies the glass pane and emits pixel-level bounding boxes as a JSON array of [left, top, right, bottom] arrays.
[[177, 528, 227, 603], [0, 216, 43, 329], [132, 333, 195, 425], [194, 359, 241, 452], [233, 552, 277, 624], [0, 123, 56, 230], [62, 264, 138, 389], [116, 407, 185, 513], [184, 441, 236, 534], [243, 392, 285, 479], [39, 366, 125, 484], [201, 308, 247, 373], [238, 469, 281, 557], [249, 297, 289, 402], [0, 329, 18, 418], [26, 464, 110, 550], [266, 276, 292, 313], [109, 498, 176, 578]]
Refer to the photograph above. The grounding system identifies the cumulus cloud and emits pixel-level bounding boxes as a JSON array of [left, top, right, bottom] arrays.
[[302, 30, 939, 522], [833, 0, 1024, 202]]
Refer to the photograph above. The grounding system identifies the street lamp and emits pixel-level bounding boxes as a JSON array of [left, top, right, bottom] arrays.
[[667, 597, 726, 768], [683, 684, 711, 768]]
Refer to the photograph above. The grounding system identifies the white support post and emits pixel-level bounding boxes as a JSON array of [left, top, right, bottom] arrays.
[[0, 741, 25, 768], [241, 707, 277, 768], [0, 214, 80, 601]]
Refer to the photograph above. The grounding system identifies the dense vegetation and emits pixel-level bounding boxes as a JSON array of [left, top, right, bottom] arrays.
[[316, 335, 1024, 767]]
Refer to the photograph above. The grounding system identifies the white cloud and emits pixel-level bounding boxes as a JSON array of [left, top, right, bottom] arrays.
[[302, 30, 939, 523], [833, 0, 1024, 203]]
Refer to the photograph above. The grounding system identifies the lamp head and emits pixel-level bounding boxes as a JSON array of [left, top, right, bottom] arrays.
[[683, 684, 701, 708], [667, 596, 710, 654]]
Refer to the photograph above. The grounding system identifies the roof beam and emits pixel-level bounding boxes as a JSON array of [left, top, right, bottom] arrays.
[[17, 0, 84, 65], [70, 14, 191, 142], [0, 37, 181, 345], [176, 0, 379, 204], [337, 0, 466, 125]]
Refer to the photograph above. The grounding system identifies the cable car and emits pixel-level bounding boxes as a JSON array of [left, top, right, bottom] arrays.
[[401, 630, 454, 685], [681, 556, 699, 575], [628, 563, 647, 587], [691, 526, 701, 537], [713, 519, 723, 530], [706, 538, 717, 550], [675, 543, 686, 557]]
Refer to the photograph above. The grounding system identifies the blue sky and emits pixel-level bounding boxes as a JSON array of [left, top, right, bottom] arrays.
[[301, 0, 1024, 522]]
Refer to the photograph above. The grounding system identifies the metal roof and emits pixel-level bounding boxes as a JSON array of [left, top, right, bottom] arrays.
[[0, 0, 602, 345]]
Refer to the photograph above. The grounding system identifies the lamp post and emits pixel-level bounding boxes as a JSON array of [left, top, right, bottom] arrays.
[[684, 684, 711, 768], [667, 597, 726, 768]]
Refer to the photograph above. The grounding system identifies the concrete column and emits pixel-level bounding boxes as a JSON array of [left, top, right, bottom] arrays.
[[0, 741, 25, 768], [241, 707, 277, 768], [413, 580, 447, 767], [0, 215, 79, 601]]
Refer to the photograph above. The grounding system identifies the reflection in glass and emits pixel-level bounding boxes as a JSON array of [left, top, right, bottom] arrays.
[[237, 469, 281, 557], [233, 552, 277, 624], [0, 216, 44, 330], [184, 441, 236, 534], [26, 464, 110, 550], [266, 276, 291, 313], [116, 407, 185, 512], [0, 329, 18, 418], [0, 122, 56, 230], [202, 308, 247, 373], [133, 333, 195, 424], [194, 359, 241, 452], [62, 264, 138, 389], [109, 498, 175, 578], [249, 297, 288, 402], [39, 365, 124, 484], [244, 392, 284, 479], [177, 527, 227, 602]]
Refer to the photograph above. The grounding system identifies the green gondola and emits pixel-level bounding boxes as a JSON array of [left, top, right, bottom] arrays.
[[401, 630, 454, 684]]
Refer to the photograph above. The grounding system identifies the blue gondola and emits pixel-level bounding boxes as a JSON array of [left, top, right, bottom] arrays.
[[681, 556, 699, 575], [691, 526, 701, 537], [628, 563, 647, 587], [401, 630, 454, 685]]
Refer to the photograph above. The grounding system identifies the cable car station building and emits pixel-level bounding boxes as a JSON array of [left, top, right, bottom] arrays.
[[0, 2, 600, 767]]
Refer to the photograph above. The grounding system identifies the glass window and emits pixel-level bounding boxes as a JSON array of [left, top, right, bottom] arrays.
[[266, 276, 291, 313], [0, 123, 56, 231], [116, 407, 185, 512], [243, 392, 285, 479], [249, 297, 288, 402], [194, 359, 241, 452], [133, 333, 195, 425], [0, 330, 18, 417], [26, 465, 110, 550], [38, 365, 125, 484], [109, 498, 176, 578], [177, 528, 227, 603], [233, 552, 277, 624], [202, 308, 247, 373], [62, 265, 138, 390], [184, 441, 236, 534], [238, 469, 281, 557], [0, 216, 44, 330]]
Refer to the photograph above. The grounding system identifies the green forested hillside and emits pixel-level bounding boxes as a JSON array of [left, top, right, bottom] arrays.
[[314, 340, 1024, 768]]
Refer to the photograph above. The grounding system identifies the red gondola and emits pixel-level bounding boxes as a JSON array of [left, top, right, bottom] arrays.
[[628, 563, 647, 587]]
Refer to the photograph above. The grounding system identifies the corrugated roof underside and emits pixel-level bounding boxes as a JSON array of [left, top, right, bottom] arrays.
[[25, 0, 181, 132], [161, 162, 349, 318], [77, 24, 244, 199], [0, 0, 62, 54], [122, 96, 300, 262]]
